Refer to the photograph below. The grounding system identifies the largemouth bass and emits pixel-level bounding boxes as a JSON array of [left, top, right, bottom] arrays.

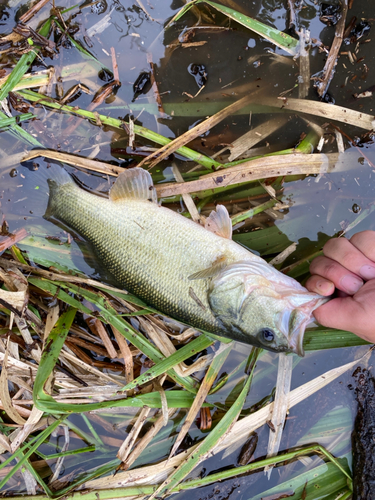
[[45, 166, 326, 355]]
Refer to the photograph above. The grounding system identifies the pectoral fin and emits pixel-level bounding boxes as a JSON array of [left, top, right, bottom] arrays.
[[205, 205, 232, 239], [188, 255, 227, 280]]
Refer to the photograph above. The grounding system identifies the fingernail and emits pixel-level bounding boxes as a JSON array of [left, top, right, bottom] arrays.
[[340, 275, 363, 294], [316, 280, 334, 295], [359, 265, 375, 280]]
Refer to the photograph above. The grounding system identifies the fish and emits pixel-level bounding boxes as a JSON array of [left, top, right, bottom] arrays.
[[44, 165, 327, 356]]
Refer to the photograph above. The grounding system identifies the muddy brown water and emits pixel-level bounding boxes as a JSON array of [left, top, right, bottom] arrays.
[[0, 0, 374, 498]]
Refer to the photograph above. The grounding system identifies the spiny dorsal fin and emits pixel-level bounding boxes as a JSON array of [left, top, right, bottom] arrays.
[[110, 168, 157, 203], [188, 255, 227, 280], [205, 204, 232, 239]]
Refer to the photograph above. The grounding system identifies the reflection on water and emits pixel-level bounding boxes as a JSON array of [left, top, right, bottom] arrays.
[[0, 0, 374, 497]]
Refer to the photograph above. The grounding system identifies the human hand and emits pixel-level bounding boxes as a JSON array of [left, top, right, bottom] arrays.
[[305, 230, 375, 343]]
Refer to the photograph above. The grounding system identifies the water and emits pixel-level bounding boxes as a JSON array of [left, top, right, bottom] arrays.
[[0, 0, 374, 497]]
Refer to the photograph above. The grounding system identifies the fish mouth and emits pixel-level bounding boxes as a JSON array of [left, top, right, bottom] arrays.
[[278, 308, 305, 356], [288, 324, 305, 357], [286, 294, 329, 356], [285, 307, 310, 357]]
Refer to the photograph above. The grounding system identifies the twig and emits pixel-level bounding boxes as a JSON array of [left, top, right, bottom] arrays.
[[317, 0, 348, 97], [113, 327, 134, 386], [136, 92, 263, 171], [262, 95, 375, 129], [136, 0, 155, 22], [287, 0, 297, 29], [0, 228, 28, 253], [110, 47, 120, 83], [19, 0, 51, 24], [172, 163, 201, 223], [147, 53, 166, 114], [298, 28, 310, 99]]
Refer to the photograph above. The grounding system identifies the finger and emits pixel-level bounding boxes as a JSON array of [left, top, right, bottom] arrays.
[[305, 275, 335, 296], [312, 281, 375, 343], [310, 255, 364, 295], [350, 230, 375, 262], [323, 236, 375, 281]]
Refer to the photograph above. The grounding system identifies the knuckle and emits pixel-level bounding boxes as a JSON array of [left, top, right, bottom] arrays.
[[323, 261, 340, 277], [350, 230, 373, 246], [323, 237, 344, 254], [339, 250, 356, 269], [309, 255, 325, 273], [310, 256, 339, 279]]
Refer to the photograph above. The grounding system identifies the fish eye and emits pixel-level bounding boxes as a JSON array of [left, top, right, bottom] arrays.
[[260, 328, 275, 343]]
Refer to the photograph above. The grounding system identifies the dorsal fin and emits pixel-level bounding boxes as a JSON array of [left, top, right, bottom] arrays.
[[205, 204, 232, 239], [110, 168, 157, 203]]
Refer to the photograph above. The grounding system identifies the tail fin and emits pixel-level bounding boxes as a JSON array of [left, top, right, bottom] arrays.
[[20, 157, 74, 219], [43, 164, 74, 219]]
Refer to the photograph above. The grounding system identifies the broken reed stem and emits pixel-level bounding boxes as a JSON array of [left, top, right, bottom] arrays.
[[112, 327, 134, 386], [0, 229, 28, 253], [317, 0, 348, 97], [19, 0, 50, 23], [136, 91, 264, 171], [263, 96, 374, 129], [156, 153, 330, 198]]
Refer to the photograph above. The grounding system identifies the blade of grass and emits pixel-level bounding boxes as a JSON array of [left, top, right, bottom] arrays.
[[33, 308, 77, 407], [304, 327, 371, 350], [36, 445, 96, 459], [0, 113, 35, 128], [18, 90, 223, 170], [175, 450, 351, 496], [169, 342, 232, 458], [0, 19, 51, 101], [54, 19, 111, 72], [119, 335, 214, 392], [167, 0, 298, 55], [200, 0, 298, 55], [148, 348, 261, 499], [29, 277, 198, 393], [265, 352, 293, 477], [0, 417, 64, 492], [231, 199, 277, 225], [21, 454, 53, 497], [0, 109, 42, 147], [34, 390, 212, 415]]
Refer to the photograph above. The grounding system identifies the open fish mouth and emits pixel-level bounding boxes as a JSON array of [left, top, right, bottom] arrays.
[[285, 294, 330, 356], [288, 323, 306, 357]]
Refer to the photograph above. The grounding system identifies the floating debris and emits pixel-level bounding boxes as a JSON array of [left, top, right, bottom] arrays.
[[132, 71, 152, 102], [91, 0, 107, 15], [188, 63, 207, 89], [238, 432, 258, 466], [347, 20, 371, 44], [319, 2, 342, 26]]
